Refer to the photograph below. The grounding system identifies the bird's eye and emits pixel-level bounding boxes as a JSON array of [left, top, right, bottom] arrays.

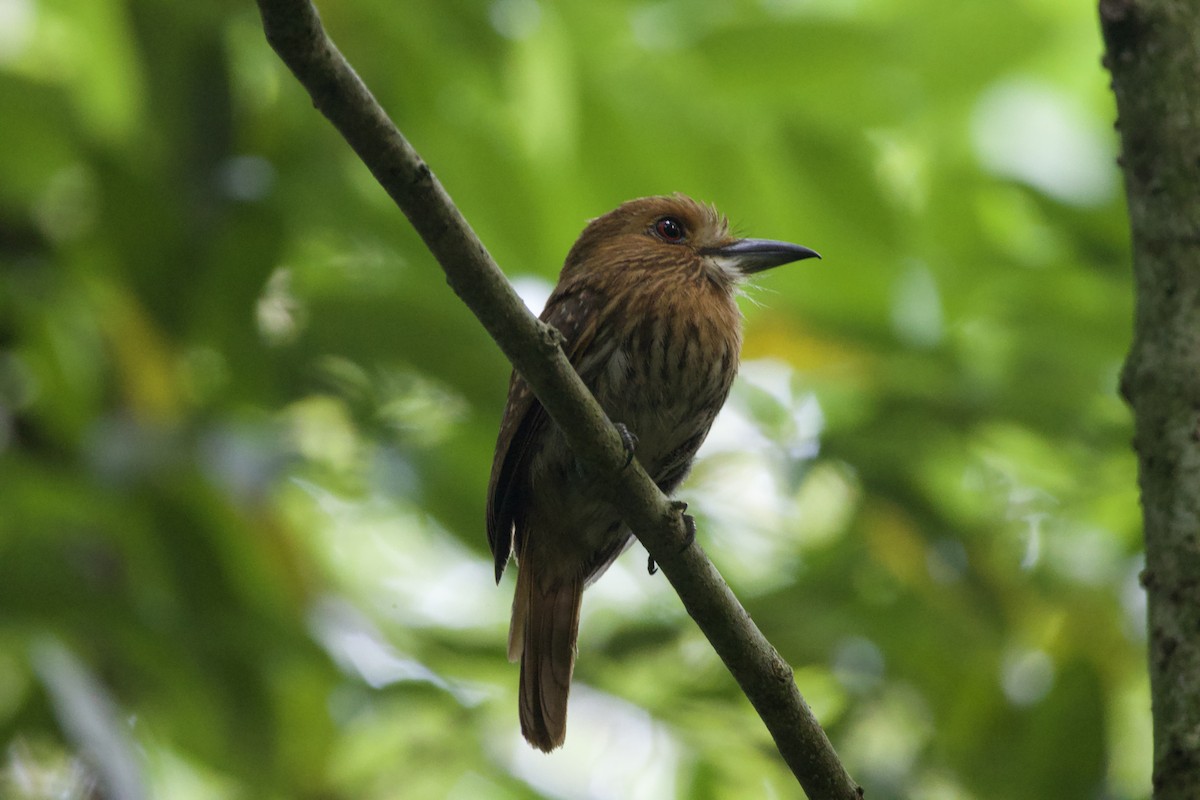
[[654, 217, 685, 243]]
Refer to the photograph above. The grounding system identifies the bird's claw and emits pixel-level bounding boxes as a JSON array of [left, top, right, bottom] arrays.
[[670, 501, 696, 551], [649, 502, 696, 575], [614, 423, 638, 468]]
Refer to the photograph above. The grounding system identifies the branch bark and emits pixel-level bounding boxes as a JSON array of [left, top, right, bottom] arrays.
[[254, 1, 860, 796], [1101, 1, 1200, 798]]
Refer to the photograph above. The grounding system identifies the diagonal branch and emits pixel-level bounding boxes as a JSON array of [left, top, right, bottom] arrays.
[[254, 2, 860, 796]]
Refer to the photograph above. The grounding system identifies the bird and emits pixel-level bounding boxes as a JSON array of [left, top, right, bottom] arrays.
[[486, 194, 819, 752]]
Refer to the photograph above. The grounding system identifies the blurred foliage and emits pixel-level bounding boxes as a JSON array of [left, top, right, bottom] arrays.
[[0, 0, 1142, 798]]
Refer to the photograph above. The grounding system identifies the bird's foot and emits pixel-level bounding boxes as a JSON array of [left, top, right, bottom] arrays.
[[648, 501, 696, 575], [614, 423, 638, 468], [570, 424, 637, 481], [672, 500, 697, 551]]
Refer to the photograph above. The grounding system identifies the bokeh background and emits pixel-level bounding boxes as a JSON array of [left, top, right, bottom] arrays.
[[0, 0, 1141, 798]]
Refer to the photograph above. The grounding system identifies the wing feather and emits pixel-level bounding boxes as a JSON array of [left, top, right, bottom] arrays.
[[486, 283, 604, 582]]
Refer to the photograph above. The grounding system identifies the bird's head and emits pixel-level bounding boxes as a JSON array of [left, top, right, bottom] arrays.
[[562, 194, 819, 290]]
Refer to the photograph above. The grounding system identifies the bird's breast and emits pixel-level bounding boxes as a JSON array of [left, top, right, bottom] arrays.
[[590, 299, 741, 480]]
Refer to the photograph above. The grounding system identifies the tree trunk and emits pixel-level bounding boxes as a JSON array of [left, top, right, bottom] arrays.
[[1101, 1, 1200, 797]]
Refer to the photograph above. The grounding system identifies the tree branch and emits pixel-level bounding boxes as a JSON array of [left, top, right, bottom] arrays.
[[1101, 1, 1200, 798], [254, 1, 860, 796]]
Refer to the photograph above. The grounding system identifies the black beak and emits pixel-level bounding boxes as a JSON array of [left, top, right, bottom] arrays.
[[703, 238, 821, 275]]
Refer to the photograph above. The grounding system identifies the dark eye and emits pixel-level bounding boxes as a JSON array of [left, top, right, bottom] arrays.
[[654, 217, 685, 242]]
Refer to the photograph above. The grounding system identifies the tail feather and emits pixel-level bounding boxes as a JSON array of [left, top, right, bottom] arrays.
[[511, 562, 582, 752]]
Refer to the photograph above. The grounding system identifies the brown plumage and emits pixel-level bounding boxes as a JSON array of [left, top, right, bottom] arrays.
[[487, 194, 819, 751]]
